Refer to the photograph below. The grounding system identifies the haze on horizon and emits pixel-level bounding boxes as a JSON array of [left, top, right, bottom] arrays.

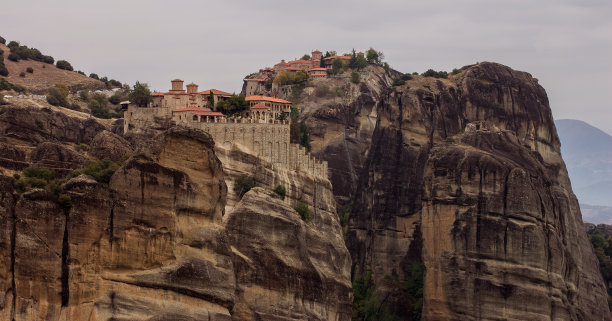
[[1, 0, 611, 134]]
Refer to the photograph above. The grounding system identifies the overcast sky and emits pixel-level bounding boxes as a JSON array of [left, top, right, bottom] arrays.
[[2, 0, 611, 134]]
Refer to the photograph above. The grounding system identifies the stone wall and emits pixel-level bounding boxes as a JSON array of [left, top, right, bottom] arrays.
[[126, 106, 328, 180]]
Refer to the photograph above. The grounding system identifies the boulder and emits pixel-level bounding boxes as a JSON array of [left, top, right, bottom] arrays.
[[89, 130, 133, 162]]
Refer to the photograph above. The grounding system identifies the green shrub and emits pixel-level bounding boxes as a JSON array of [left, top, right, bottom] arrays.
[[79, 88, 89, 102], [80, 158, 121, 184], [234, 175, 256, 198], [42, 56, 54, 64], [35, 119, 45, 130], [108, 94, 121, 105], [13, 173, 20, 180], [89, 73, 99, 80], [76, 70, 85, 76], [383, 62, 390, 72], [57, 194, 72, 214], [46, 95, 60, 106], [24, 166, 56, 181], [0, 36, 5, 44], [46, 84, 69, 107], [422, 69, 448, 79], [445, 137, 455, 143], [7, 53, 19, 62], [273, 185, 286, 200], [350, 71, 361, 84], [26, 67, 33, 73], [451, 68, 461, 75], [392, 78, 405, 86], [26, 177, 47, 188], [56, 60, 73, 71], [75, 143, 88, 152], [0, 61, 7, 77], [0, 49, 3, 56], [295, 202, 311, 221], [401, 73, 412, 81], [14, 179, 26, 193]]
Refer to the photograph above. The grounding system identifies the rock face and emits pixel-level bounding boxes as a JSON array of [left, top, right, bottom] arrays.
[[0, 126, 352, 321], [30, 142, 90, 171], [0, 105, 106, 145], [218, 142, 352, 320], [89, 130, 133, 162], [297, 63, 611, 319]]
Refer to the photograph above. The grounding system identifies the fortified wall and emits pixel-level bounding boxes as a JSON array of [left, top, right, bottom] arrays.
[[125, 105, 328, 179]]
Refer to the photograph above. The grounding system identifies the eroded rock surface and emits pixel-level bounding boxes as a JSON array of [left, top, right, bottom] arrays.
[[89, 130, 133, 162], [0, 125, 352, 321], [297, 63, 611, 319]]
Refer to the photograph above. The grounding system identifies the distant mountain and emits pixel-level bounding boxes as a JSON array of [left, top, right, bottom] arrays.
[[555, 119, 612, 222]]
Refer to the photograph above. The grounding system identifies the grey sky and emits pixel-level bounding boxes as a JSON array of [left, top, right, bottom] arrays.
[[2, 0, 611, 134]]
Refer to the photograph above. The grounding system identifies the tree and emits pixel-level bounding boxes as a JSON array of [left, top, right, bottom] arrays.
[[0, 36, 5, 44], [216, 94, 248, 115], [89, 73, 99, 80], [351, 71, 361, 84], [79, 88, 90, 102], [273, 70, 292, 85], [234, 175, 256, 198], [128, 81, 152, 107], [46, 83, 70, 107], [301, 54, 311, 60], [366, 48, 379, 64], [349, 49, 358, 69], [355, 54, 368, 69], [331, 58, 344, 74], [208, 91, 215, 108], [56, 60, 73, 71]]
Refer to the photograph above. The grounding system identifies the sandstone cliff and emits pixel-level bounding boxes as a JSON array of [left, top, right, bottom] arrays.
[[0, 101, 352, 321], [294, 63, 611, 320]]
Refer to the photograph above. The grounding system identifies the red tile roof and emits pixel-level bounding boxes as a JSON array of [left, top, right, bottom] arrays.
[[199, 89, 232, 96], [284, 67, 303, 71], [172, 107, 212, 113], [310, 68, 327, 71], [275, 61, 288, 66], [152, 93, 165, 96], [288, 59, 310, 65], [245, 95, 291, 104], [312, 50, 322, 54], [250, 103, 270, 110], [171, 79, 183, 82], [195, 111, 224, 116], [323, 55, 351, 60]]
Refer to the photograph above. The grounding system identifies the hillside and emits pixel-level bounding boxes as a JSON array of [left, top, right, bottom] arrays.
[[0, 43, 105, 93], [555, 119, 612, 208]]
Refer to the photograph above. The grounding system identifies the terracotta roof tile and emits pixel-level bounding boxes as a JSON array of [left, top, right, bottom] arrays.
[[250, 103, 270, 109], [245, 95, 291, 104], [288, 59, 310, 65], [199, 89, 232, 96], [323, 55, 351, 60], [195, 111, 224, 116]]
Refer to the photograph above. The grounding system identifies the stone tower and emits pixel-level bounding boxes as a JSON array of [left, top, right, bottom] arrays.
[[311, 50, 322, 68], [186, 83, 198, 94], [170, 79, 185, 92]]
